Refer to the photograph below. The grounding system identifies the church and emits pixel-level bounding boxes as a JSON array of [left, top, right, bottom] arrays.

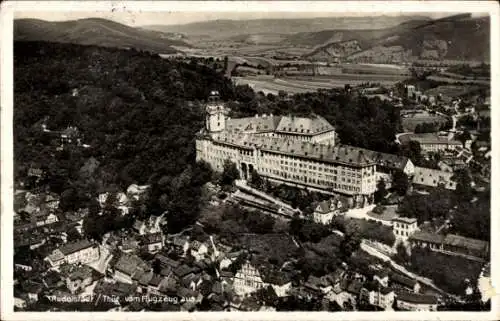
[[196, 91, 413, 207]]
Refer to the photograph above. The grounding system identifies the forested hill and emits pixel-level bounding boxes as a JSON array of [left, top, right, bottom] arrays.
[[14, 41, 235, 191], [15, 18, 189, 54], [15, 41, 406, 232]]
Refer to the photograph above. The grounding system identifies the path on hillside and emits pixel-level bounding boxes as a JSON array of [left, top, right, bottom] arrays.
[[235, 180, 300, 214], [395, 132, 414, 144], [360, 240, 464, 303]]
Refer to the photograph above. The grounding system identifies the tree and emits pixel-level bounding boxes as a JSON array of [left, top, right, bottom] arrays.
[[249, 168, 263, 189], [453, 168, 473, 202], [400, 140, 422, 166], [374, 178, 387, 204], [392, 170, 410, 196], [220, 159, 240, 187], [66, 227, 82, 242], [457, 130, 472, 148], [394, 241, 410, 264], [152, 258, 162, 274]]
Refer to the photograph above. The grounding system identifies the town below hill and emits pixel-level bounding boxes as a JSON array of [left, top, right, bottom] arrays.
[[13, 40, 490, 312]]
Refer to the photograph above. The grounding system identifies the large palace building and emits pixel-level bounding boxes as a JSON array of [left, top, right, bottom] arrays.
[[196, 91, 414, 207]]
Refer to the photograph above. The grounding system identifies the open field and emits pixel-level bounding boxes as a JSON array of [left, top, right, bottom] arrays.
[[427, 75, 490, 86], [234, 74, 405, 95], [425, 85, 483, 98]]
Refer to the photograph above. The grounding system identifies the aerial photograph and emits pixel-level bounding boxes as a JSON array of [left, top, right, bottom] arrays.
[[9, 4, 493, 314]]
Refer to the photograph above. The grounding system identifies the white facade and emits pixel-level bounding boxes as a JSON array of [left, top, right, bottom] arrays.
[[271, 282, 292, 297], [233, 263, 265, 296], [362, 289, 395, 310], [396, 298, 438, 311], [190, 243, 209, 261], [392, 217, 419, 242], [65, 246, 100, 265]]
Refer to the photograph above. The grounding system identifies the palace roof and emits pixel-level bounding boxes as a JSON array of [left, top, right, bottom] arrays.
[[212, 132, 375, 167], [225, 114, 334, 136]]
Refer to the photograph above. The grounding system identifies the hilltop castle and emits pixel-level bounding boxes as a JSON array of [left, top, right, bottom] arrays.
[[195, 91, 411, 207]]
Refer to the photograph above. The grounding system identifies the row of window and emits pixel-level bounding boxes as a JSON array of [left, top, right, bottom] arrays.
[[259, 167, 363, 193], [394, 223, 415, 229], [394, 230, 411, 237]]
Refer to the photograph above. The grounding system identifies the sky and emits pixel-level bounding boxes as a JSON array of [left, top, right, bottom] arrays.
[[12, 1, 491, 27], [14, 11, 481, 27]]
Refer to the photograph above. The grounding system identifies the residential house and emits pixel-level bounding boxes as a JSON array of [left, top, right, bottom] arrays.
[[302, 276, 325, 299], [312, 196, 347, 225], [360, 150, 415, 188], [98, 191, 128, 208], [190, 240, 209, 261], [14, 297, 27, 309], [136, 270, 154, 293], [95, 279, 137, 300], [220, 251, 242, 270], [261, 269, 292, 297], [173, 264, 196, 279], [457, 149, 474, 164], [345, 278, 364, 304], [412, 166, 457, 190], [233, 262, 265, 296], [181, 272, 204, 293], [133, 214, 165, 235], [442, 234, 489, 259], [177, 286, 203, 305], [112, 253, 150, 284], [220, 270, 235, 286], [360, 280, 394, 310], [34, 211, 59, 227], [392, 217, 419, 241], [438, 158, 466, 173], [66, 265, 94, 294], [399, 133, 461, 153], [140, 232, 164, 253], [154, 253, 180, 270], [171, 235, 190, 256], [158, 275, 179, 296], [119, 236, 140, 254], [45, 239, 100, 267], [21, 281, 44, 302], [373, 270, 389, 287], [408, 231, 445, 251], [389, 272, 420, 293], [395, 291, 438, 311], [127, 184, 150, 201], [27, 166, 45, 179]]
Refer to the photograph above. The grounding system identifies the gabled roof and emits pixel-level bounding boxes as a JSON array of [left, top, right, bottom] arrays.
[[396, 291, 438, 305], [347, 279, 364, 294], [390, 272, 418, 288], [58, 239, 94, 256], [141, 232, 163, 244], [114, 253, 149, 276], [190, 240, 206, 251], [67, 265, 94, 281], [174, 264, 195, 278], [392, 217, 417, 224], [154, 254, 180, 269], [443, 234, 488, 252], [259, 269, 292, 286], [275, 115, 335, 135], [409, 231, 445, 244], [412, 166, 457, 189], [212, 132, 375, 167], [358, 149, 410, 171]]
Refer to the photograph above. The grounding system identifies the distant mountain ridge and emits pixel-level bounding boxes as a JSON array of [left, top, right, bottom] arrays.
[[300, 14, 490, 62], [15, 18, 190, 53], [143, 15, 431, 39]]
